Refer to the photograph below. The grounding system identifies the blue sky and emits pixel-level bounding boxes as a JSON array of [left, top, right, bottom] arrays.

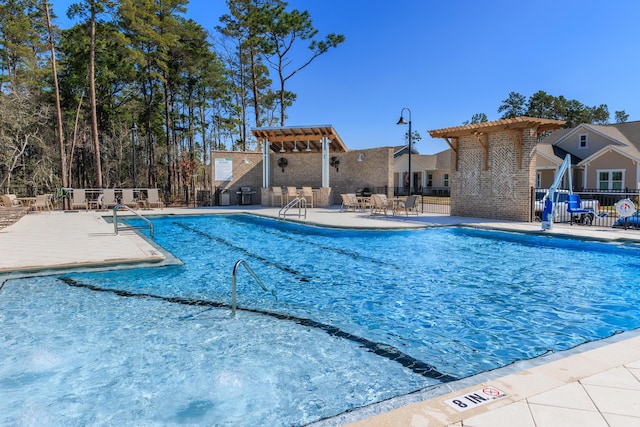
[[52, 0, 640, 154]]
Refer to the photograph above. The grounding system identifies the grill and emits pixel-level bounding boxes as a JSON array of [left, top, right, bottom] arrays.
[[236, 186, 256, 205], [356, 187, 371, 197]]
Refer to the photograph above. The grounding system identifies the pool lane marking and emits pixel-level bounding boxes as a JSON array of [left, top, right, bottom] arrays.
[[172, 221, 314, 283], [57, 276, 457, 383]]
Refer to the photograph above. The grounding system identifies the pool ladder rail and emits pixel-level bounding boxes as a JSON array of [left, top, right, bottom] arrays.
[[278, 196, 307, 220], [231, 259, 276, 317], [112, 204, 154, 238]]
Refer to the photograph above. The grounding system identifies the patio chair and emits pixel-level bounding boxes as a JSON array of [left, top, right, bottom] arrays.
[[301, 187, 314, 208], [398, 194, 420, 216], [370, 194, 392, 215], [286, 186, 299, 204], [121, 189, 138, 209], [144, 188, 164, 209], [340, 193, 357, 212], [6, 194, 20, 207], [33, 194, 52, 212], [272, 187, 284, 207], [71, 189, 88, 210]]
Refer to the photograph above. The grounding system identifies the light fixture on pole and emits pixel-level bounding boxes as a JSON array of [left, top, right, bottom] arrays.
[[279, 142, 286, 153], [292, 140, 299, 152], [396, 108, 412, 194], [130, 122, 138, 189]]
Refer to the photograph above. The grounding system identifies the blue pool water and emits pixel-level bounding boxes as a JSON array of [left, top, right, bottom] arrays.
[[2, 214, 640, 426]]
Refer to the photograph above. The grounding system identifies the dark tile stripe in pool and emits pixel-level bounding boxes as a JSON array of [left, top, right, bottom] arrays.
[[224, 216, 399, 270], [173, 221, 315, 283], [57, 276, 457, 383]]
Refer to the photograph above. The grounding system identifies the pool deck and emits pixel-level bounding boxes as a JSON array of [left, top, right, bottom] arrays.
[[2, 206, 640, 426]]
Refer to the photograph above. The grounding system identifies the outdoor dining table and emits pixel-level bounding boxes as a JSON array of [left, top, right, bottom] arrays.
[[17, 197, 36, 208], [355, 196, 371, 210]]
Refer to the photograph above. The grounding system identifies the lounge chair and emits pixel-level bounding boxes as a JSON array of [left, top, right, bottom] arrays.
[[143, 188, 164, 209], [121, 189, 138, 208], [397, 194, 420, 216], [340, 193, 357, 211], [71, 189, 87, 210], [301, 187, 314, 208], [100, 189, 118, 210], [272, 187, 284, 207]]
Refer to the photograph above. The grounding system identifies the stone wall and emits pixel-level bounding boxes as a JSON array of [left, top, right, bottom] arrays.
[[451, 129, 537, 221], [211, 152, 264, 205], [211, 147, 395, 207]]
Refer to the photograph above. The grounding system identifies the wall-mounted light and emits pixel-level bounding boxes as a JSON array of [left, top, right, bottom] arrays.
[[292, 140, 299, 152], [357, 153, 365, 162], [330, 156, 340, 172], [279, 142, 286, 153], [278, 157, 288, 172], [305, 140, 311, 152], [241, 158, 250, 164]]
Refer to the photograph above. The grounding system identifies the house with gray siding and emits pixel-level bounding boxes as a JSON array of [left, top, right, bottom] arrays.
[[536, 121, 640, 191]]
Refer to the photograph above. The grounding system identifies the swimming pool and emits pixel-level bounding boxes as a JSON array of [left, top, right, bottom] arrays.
[[2, 214, 640, 425]]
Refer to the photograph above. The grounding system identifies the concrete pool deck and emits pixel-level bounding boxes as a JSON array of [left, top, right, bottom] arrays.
[[1, 206, 639, 426]]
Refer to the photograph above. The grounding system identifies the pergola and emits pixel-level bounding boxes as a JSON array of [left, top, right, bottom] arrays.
[[252, 125, 347, 153], [251, 125, 347, 189], [429, 117, 565, 171]]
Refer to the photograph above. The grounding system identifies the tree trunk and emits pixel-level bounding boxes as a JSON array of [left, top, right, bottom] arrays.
[[43, 0, 69, 208], [89, 3, 103, 188]]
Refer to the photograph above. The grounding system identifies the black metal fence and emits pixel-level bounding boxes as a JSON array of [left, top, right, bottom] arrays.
[[533, 188, 640, 229]]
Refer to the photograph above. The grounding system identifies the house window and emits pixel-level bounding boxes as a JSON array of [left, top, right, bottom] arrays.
[[598, 170, 624, 190], [443, 173, 449, 187], [579, 134, 588, 149], [427, 173, 433, 186], [536, 172, 541, 188]]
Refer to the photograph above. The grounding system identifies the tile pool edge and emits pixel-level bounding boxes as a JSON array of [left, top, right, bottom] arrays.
[[310, 328, 640, 426]]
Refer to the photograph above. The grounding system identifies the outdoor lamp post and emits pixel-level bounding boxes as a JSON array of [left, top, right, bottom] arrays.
[[396, 107, 412, 194], [130, 122, 138, 189]]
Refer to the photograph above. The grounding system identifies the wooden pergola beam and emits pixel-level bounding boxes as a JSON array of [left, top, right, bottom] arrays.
[[443, 137, 459, 171], [507, 129, 523, 169], [473, 132, 489, 170]]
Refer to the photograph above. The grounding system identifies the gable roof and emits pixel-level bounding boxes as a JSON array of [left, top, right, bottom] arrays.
[[393, 145, 419, 159], [397, 149, 451, 170], [543, 123, 631, 147], [538, 120, 640, 165]]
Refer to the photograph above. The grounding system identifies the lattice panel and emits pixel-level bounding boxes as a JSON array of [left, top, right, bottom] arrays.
[[458, 148, 481, 195], [491, 142, 515, 198]]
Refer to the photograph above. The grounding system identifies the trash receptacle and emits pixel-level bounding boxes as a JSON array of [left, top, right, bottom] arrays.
[[220, 189, 230, 206]]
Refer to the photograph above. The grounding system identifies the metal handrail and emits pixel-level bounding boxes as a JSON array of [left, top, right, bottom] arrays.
[[231, 259, 274, 317], [278, 197, 307, 220], [113, 203, 154, 238]]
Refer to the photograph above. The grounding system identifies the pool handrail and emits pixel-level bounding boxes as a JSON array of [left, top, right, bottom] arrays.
[[113, 203, 154, 238], [278, 196, 307, 220], [231, 259, 274, 317]]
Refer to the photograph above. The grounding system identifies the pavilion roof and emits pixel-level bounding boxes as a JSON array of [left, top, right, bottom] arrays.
[[251, 125, 347, 153], [428, 117, 565, 138]]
